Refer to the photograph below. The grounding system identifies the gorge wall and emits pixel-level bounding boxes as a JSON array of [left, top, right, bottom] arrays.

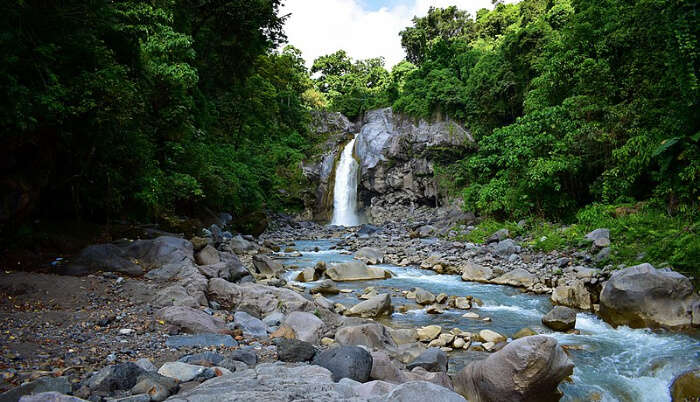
[[302, 108, 474, 224]]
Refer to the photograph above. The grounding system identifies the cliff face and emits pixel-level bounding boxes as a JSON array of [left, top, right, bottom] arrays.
[[303, 108, 474, 223]]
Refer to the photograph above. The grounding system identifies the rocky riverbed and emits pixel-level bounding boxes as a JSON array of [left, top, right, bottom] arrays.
[[1, 213, 698, 402]]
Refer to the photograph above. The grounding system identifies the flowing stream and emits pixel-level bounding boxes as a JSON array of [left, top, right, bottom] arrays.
[[330, 136, 360, 226], [280, 239, 700, 402]]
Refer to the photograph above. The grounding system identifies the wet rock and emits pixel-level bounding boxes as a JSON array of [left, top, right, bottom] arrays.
[[234, 311, 268, 338], [157, 306, 225, 334], [491, 268, 536, 288], [542, 306, 577, 331], [0, 377, 71, 402], [274, 338, 316, 362], [670, 369, 700, 402], [384, 381, 466, 402], [280, 311, 324, 344], [479, 330, 506, 344], [335, 323, 397, 350], [406, 348, 448, 373], [165, 334, 236, 348], [512, 328, 537, 339], [599, 263, 697, 329], [87, 363, 146, 393], [348, 293, 393, 318], [461, 263, 493, 283], [325, 261, 391, 281], [131, 372, 178, 402], [416, 325, 441, 342], [313, 346, 373, 383], [414, 288, 436, 305], [310, 279, 340, 295], [454, 335, 574, 402], [354, 247, 385, 265], [551, 281, 593, 311]]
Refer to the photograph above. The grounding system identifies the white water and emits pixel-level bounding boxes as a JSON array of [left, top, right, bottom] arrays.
[[331, 136, 360, 226]]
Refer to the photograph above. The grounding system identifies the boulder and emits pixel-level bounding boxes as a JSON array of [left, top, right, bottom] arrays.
[[87, 363, 146, 393], [234, 311, 268, 338], [416, 325, 441, 342], [178, 352, 224, 366], [453, 335, 573, 402], [369, 351, 405, 383], [414, 288, 436, 305], [313, 346, 373, 382], [153, 285, 199, 308], [585, 228, 610, 248], [406, 348, 448, 373], [491, 268, 537, 288], [542, 306, 577, 331], [550, 281, 593, 311], [295, 267, 317, 282], [310, 279, 340, 295], [599, 263, 697, 329], [335, 323, 397, 350], [0, 377, 71, 402], [283, 311, 324, 344], [274, 338, 316, 362], [165, 334, 236, 348], [461, 263, 493, 283], [479, 330, 506, 344], [487, 228, 510, 244], [454, 297, 471, 310], [513, 328, 537, 339], [18, 393, 86, 402], [384, 381, 466, 402], [395, 343, 427, 364], [63, 244, 142, 276], [348, 293, 393, 318], [251, 255, 284, 278], [670, 369, 700, 402], [229, 235, 257, 253], [493, 239, 520, 257], [195, 245, 220, 266], [229, 349, 258, 367], [352, 380, 396, 398], [325, 261, 391, 281], [156, 306, 225, 334], [126, 236, 194, 269], [207, 278, 311, 316], [131, 372, 178, 402], [354, 247, 385, 265], [157, 362, 207, 382], [388, 328, 418, 345]]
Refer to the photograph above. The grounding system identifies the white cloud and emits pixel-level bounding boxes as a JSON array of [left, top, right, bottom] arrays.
[[280, 0, 513, 69]]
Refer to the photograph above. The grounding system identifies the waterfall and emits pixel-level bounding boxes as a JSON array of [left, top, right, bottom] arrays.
[[330, 135, 360, 226]]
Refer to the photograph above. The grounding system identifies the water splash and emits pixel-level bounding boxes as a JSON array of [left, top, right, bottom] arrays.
[[331, 136, 360, 226]]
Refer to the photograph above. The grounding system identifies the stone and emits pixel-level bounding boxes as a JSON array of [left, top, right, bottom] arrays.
[[513, 328, 537, 339], [325, 261, 391, 281], [462, 312, 479, 319], [234, 311, 268, 338], [157, 362, 206, 382], [406, 348, 448, 373], [335, 323, 397, 350], [154, 285, 199, 308], [585, 228, 610, 248], [542, 306, 577, 331], [491, 268, 537, 288], [479, 330, 506, 344], [63, 244, 143, 276], [395, 343, 427, 364], [163, 363, 356, 401], [133, 358, 156, 372], [195, 245, 220, 266], [348, 293, 393, 318], [414, 288, 436, 305], [384, 381, 466, 402], [354, 247, 385, 265], [87, 363, 146, 393], [453, 338, 466, 349], [388, 328, 418, 345], [251, 255, 284, 278], [313, 346, 373, 382], [310, 279, 340, 295], [18, 392, 86, 402], [416, 325, 442, 342], [157, 306, 224, 334], [178, 352, 224, 366], [269, 325, 296, 339], [0, 377, 71, 402], [275, 338, 316, 362], [461, 263, 493, 282], [494, 239, 521, 257], [670, 369, 700, 402], [295, 267, 317, 282], [369, 351, 405, 383], [487, 228, 510, 244], [127, 236, 194, 269], [131, 372, 178, 402], [454, 297, 471, 310], [230, 349, 258, 367], [453, 335, 574, 402], [283, 311, 324, 344], [190, 237, 209, 251], [599, 263, 698, 329], [353, 380, 396, 398], [551, 280, 593, 311], [428, 333, 454, 348], [165, 334, 236, 348], [262, 312, 285, 327], [207, 279, 311, 317], [107, 395, 150, 402], [229, 235, 257, 253]]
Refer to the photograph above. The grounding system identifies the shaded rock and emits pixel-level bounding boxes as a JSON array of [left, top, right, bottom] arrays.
[[354, 247, 385, 265], [335, 323, 397, 350], [262, 311, 285, 327], [348, 293, 393, 318], [251, 255, 284, 278], [234, 311, 268, 338], [87, 363, 146, 393], [406, 348, 448, 373], [395, 342, 427, 364], [131, 372, 178, 402], [157, 306, 225, 334], [18, 393, 86, 402], [454, 335, 573, 402], [229, 235, 257, 253], [542, 306, 577, 331], [229, 349, 258, 367], [404, 367, 454, 390], [325, 261, 391, 281], [384, 381, 466, 402], [127, 236, 193, 269], [195, 245, 220, 266], [274, 338, 316, 362], [313, 346, 373, 382], [310, 279, 340, 295], [461, 263, 493, 283], [165, 334, 236, 348], [369, 351, 405, 383], [64, 244, 142, 276], [134, 359, 157, 372], [0, 377, 71, 402], [599, 263, 697, 329], [283, 311, 324, 344]]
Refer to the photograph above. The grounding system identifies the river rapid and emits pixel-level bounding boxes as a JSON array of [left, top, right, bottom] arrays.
[[278, 239, 699, 402]]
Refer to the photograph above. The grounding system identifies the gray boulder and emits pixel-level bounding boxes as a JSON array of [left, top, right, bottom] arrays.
[[251, 255, 284, 278], [406, 348, 448, 373], [491, 268, 537, 288], [234, 311, 268, 338], [230, 349, 258, 367], [0, 377, 71, 402], [348, 293, 393, 318], [178, 352, 224, 366], [274, 338, 316, 362], [313, 346, 373, 382], [325, 261, 391, 281], [354, 247, 384, 265], [453, 335, 573, 402], [414, 288, 436, 305], [165, 334, 236, 348], [87, 363, 146, 393], [585, 228, 610, 247], [283, 311, 324, 344], [599, 263, 697, 329], [384, 381, 466, 402], [154, 285, 199, 308], [335, 323, 397, 350], [229, 235, 257, 253], [550, 281, 593, 311], [195, 245, 220, 266], [310, 279, 340, 295], [493, 239, 520, 257], [18, 393, 86, 402], [542, 306, 577, 331], [64, 244, 142, 276], [126, 236, 194, 269], [131, 372, 178, 402], [157, 306, 225, 334], [461, 263, 493, 283], [157, 362, 208, 382], [207, 279, 311, 316]]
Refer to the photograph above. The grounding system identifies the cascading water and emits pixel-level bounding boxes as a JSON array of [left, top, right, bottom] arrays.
[[330, 135, 360, 226]]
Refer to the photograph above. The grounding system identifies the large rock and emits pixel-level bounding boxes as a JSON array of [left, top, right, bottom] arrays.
[[369, 351, 405, 383], [453, 335, 574, 402], [229, 235, 257, 253], [283, 311, 324, 344], [335, 323, 397, 350], [348, 293, 393, 318], [165, 334, 236, 348], [157, 362, 208, 382], [585, 228, 610, 247], [195, 245, 220, 266], [383, 381, 466, 402], [0, 377, 71, 402], [207, 278, 311, 316], [127, 236, 194, 269], [63, 244, 142, 276], [354, 247, 385, 265], [251, 255, 284, 278], [18, 393, 86, 402], [493, 239, 520, 257], [274, 338, 316, 362], [550, 280, 593, 311], [406, 348, 448, 373], [156, 306, 225, 334], [414, 288, 436, 305], [325, 261, 391, 281], [131, 372, 178, 402], [87, 363, 146, 393], [313, 346, 373, 382], [599, 263, 697, 329], [234, 311, 268, 338], [154, 285, 199, 308], [542, 306, 577, 331], [670, 369, 700, 402], [461, 263, 493, 283], [491, 268, 537, 288]]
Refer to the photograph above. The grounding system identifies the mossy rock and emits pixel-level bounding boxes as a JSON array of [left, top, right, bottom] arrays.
[[671, 369, 700, 401]]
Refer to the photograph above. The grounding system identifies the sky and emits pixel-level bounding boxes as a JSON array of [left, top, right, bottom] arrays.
[[280, 0, 511, 69]]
